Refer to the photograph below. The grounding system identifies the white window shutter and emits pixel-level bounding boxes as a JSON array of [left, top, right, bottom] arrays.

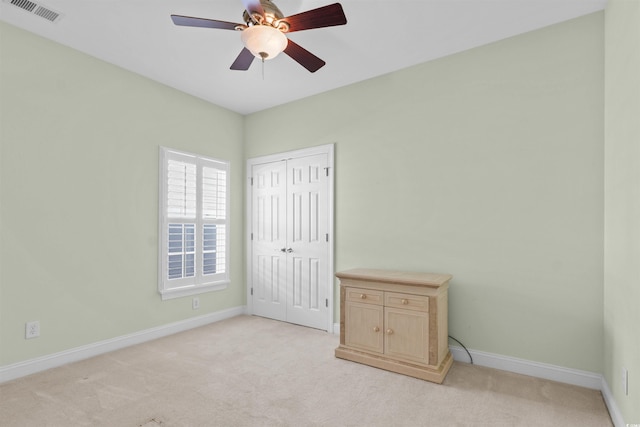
[[167, 160, 197, 218], [202, 166, 227, 220], [159, 148, 230, 300]]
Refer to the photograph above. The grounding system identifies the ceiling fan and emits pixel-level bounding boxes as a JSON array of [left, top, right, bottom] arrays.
[[171, 0, 347, 73]]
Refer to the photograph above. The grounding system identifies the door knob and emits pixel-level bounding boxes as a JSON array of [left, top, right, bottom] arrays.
[[280, 248, 287, 252], [386, 328, 394, 335], [286, 248, 293, 253]]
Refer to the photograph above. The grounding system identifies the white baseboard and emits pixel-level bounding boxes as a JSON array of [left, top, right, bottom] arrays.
[[0, 305, 246, 384], [449, 345, 601, 389], [449, 345, 625, 426], [600, 375, 626, 427]]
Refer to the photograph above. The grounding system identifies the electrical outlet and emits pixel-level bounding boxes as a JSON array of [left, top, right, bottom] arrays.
[[622, 367, 628, 395], [25, 321, 40, 339], [192, 297, 200, 310]]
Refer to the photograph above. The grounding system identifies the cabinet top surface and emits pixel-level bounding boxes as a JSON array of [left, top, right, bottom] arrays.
[[336, 268, 452, 288]]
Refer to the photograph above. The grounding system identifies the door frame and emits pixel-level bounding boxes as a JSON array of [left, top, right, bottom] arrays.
[[246, 144, 335, 332]]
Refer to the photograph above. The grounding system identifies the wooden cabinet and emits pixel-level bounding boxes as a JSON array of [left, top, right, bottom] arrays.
[[335, 269, 453, 384]]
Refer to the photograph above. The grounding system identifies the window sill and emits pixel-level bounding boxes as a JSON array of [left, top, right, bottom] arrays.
[[159, 281, 229, 300]]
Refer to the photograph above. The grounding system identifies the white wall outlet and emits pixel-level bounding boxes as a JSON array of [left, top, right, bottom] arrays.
[[25, 321, 40, 339], [622, 367, 628, 395], [192, 297, 200, 310]]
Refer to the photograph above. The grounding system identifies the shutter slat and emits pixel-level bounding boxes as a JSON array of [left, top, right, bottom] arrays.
[[202, 167, 227, 220], [167, 160, 197, 218]]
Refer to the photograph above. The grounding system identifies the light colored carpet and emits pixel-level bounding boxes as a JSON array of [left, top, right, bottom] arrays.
[[0, 315, 612, 426]]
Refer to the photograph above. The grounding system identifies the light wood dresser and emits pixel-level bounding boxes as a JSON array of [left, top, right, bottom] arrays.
[[335, 268, 453, 384]]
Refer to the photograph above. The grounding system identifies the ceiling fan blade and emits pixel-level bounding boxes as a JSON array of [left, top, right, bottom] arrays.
[[230, 48, 255, 71], [171, 15, 241, 30], [241, 0, 265, 18], [284, 39, 326, 73], [284, 3, 347, 33]]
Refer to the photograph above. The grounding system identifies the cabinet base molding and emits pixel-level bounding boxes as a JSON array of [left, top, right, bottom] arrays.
[[335, 346, 454, 384]]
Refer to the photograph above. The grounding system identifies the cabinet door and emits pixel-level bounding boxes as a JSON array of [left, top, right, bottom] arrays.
[[345, 301, 384, 354], [384, 307, 430, 364]]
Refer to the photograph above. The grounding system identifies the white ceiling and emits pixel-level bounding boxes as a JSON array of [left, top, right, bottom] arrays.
[[1, 0, 606, 115]]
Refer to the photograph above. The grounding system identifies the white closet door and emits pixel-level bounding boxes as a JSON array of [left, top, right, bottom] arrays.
[[249, 151, 330, 330], [285, 153, 329, 330], [251, 160, 287, 321]]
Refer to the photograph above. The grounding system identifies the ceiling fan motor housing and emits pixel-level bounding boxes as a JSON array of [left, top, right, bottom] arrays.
[[243, 0, 287, 29]]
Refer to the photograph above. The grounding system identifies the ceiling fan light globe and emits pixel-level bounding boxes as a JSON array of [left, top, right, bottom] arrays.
[[241, 25, 287, 60]]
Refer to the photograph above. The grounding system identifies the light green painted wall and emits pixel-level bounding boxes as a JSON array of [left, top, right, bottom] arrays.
[[0, 22, 245, 366], [245, 13, 605, 372], [1, 12, 609, 377], [604, 0, 640, 423]]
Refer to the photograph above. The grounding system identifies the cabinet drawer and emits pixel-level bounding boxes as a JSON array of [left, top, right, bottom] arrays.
[[345, 287, 383, 305], [385, 292, 429, 312]]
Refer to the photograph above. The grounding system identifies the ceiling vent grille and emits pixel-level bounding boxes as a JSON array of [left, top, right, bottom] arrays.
[[33, 4, 59, 21], [5, 0, 62, 23], [11, 0, 36, 12]]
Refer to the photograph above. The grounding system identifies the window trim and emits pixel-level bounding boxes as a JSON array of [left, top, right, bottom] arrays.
[[158, 147, 230, 300]]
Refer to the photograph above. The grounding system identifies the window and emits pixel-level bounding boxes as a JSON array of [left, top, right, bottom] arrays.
[[159, 147, 230, 300]]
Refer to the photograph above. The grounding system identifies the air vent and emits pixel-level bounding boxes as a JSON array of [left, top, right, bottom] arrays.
[[10, 0, 36, 12], [4, 0, 62, 23]]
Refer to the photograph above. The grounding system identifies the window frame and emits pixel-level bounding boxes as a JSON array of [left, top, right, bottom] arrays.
[[158, 147, 230, 300]]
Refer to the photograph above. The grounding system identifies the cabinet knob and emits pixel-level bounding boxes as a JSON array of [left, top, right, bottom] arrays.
[[401, 299, 409, 305], [386, 328, 394, 335], [373, 326, 380, 332], [360, 294, 366, 299]]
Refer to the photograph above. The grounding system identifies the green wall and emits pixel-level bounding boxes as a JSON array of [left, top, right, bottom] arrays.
[[604, 0, 640, 423], [0, 9, 611, 384], [245, 13, 605, 372], [0, 22, 245, 366]]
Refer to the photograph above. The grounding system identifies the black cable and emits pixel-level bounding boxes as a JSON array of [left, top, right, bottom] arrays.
[[448, 335, 473, 364]]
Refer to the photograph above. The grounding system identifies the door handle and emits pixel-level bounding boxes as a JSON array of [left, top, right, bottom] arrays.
[[280, 248, 287, 253], [286, 248, 293, 253]]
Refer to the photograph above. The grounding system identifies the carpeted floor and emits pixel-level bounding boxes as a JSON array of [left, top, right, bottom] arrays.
[[0, 315, 613, 426]]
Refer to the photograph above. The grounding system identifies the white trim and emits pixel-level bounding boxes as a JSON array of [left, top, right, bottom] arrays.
[[449, 345, 602, 389], [326, 145, 335, 333], [600, 375, 626, 427], [246, 144, 335, 333], [246, 144, 334, 166], [159, 280, 229, 300], [449, 345, 624, 426], [0, 306, 246, 384]]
